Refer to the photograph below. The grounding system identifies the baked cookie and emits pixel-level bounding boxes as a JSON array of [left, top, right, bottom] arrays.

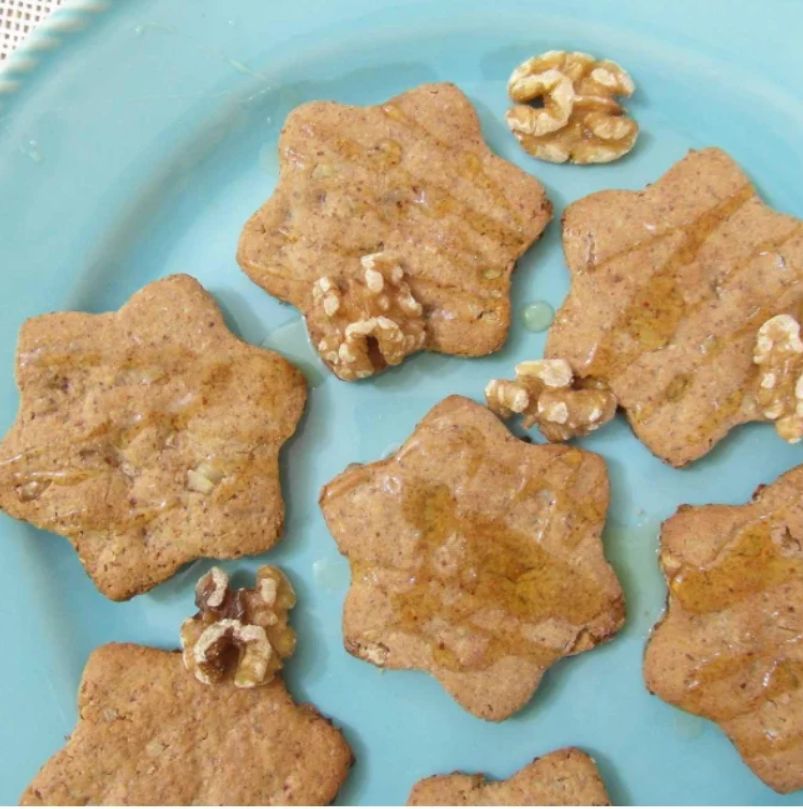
[[320, 396, 624, 721], [546, 147, 803, 466], [407, 747, 610, 806], [238, 82, 552, 381], [20, 644, 353, 805], [0, 275, 306, 600], [644, 464, 803, 793]]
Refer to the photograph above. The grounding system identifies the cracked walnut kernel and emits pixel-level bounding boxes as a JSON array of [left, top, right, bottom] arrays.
[[486, 359, 617, 441], [753, 314, 803, 444], [506, 50, 638, 164], [180, 565, 296, 688], [310, 252, 426, 381]]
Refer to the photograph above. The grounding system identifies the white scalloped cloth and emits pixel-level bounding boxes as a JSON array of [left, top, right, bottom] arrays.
[[0, 0, 62, 59]]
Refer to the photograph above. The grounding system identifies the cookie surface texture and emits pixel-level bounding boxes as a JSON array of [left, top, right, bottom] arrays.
[[238, 82, 552, 381], [407, 747, 611, 805], [0, 275, 307, 600], [21, 644, 352, 805], [644, 464, 803, 793], [320, 395, 625, 720], [546, 147, 803, 466]]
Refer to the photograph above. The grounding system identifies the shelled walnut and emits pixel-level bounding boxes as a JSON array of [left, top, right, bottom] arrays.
[[754, 314, 803, 443], [486, 359, 617, 441], [506, 50, 638, 164], [180, 565, 297, 688], [310, 252, 426, 381]]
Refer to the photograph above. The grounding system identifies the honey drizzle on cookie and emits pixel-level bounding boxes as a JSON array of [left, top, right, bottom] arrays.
[[666, 514, 803, 753], [582, 183, 757, 378], [561, 178, 803, 448], [291, 119, 531, 268], [326, 432, 615, 674], [271, 120, 531, 352], [0, 345, 270, 531], [632, 227, 803, 428], [391, 478, 608, 672], [380, 102, 528, 230]]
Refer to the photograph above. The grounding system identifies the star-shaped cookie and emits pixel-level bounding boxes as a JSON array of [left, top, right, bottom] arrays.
[[0, 275, 306, 600], [238, 82, 552, 381], [320, 396, 625, 721], [644, 464, 803, 793], [21, 644, 353, 805], [546, 147, 803, 466], [407, 747, 610, 806]]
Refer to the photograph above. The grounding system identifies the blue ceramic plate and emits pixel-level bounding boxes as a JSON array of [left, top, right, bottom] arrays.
[[2, 0, 802, 804]]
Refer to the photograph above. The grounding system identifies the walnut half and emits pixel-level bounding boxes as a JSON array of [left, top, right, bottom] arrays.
[[310, 252, 426, 381], [180, 566, 297, 688], [753, 314, 803, 443], [506, 50, 638, 164], [486, 359, 617, 441]]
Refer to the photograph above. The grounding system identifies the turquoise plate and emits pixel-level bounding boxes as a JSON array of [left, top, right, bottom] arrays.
[[2, 0, 802, 804]]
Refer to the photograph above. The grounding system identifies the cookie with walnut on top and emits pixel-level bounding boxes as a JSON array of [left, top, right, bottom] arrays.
[[238, 82, 552, 381], [488, 148, 803, 464], [21, 566, 353, 806]]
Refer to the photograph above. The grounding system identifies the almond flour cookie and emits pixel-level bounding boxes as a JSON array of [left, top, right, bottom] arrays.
[[20, 644, 352, 805], [407, 747, 610, 806], [238, 82, 552, 381], [546, 147, 803, 466], [644, 464, 803, 793], [0, 275, 306, 600], [320, 396, 624, 721]]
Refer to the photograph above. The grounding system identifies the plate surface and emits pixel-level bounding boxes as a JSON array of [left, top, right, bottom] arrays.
[[2, 0, 803, 804]]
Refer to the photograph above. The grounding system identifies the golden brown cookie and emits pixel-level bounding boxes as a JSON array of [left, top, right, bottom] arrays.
[[644, 464, 803, 793], [238, 82, 552, 381], [20, 644, 352, 805], [320, 395, 624, 721], [546, 147, 803, 466], [0, 275, 306, 600], [407, 747, 610, 805]]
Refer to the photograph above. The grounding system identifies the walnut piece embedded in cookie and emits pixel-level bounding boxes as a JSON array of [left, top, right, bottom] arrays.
[[407, 747, 610, 806], [320, 396, 624, 721], [546, 147, 803, 466], [644, 464, 803, 794], [486, 359, 617, 441], [506, 50, 638, 164], [237, 82, 552, 381], [0, 275, 307, 600], [180, 566, 297, 688], [753, 314, 803, 443], [20, 644, 352, 805]]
